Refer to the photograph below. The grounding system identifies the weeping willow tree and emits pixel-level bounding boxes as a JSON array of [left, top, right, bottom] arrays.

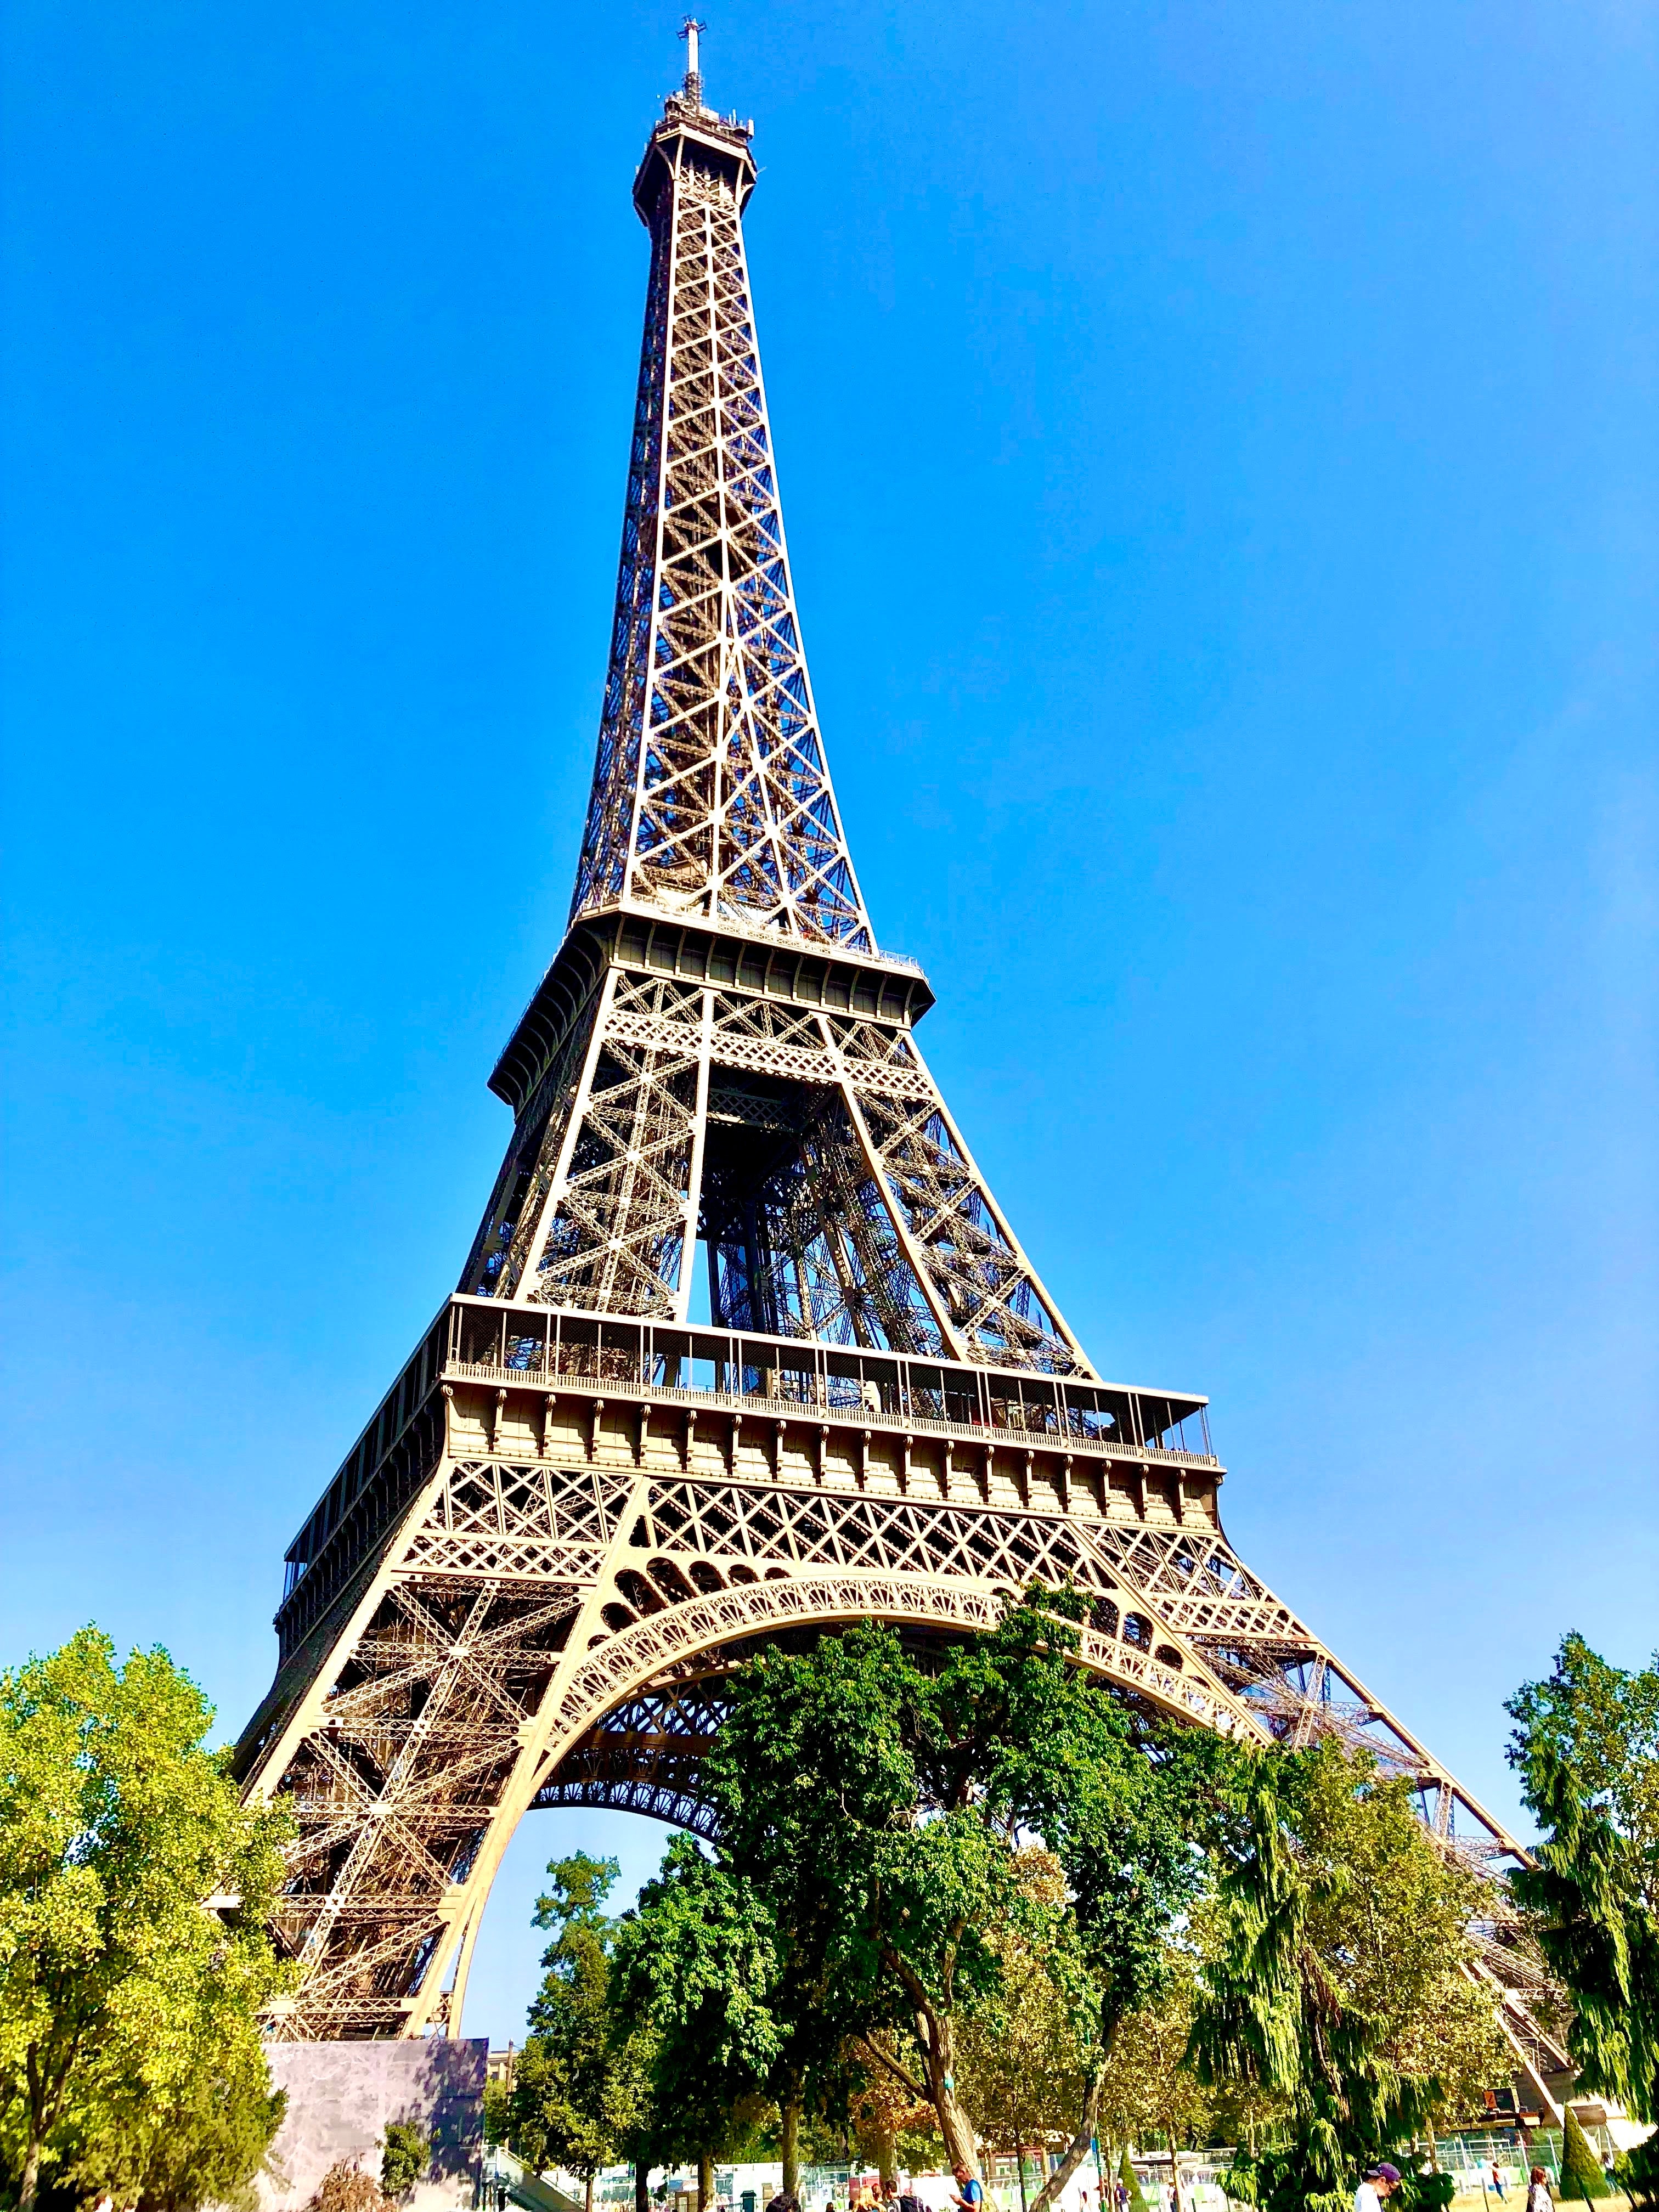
[[1188, 1742, 1505, 2212], [1507, 1637, 1659, 2129]]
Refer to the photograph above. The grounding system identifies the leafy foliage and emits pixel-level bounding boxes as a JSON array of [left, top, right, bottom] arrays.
[[1507, 1635, 1659, 2124], [501, 1854, 651, 2196], [953, 1852, 1091, 2163], [1615, 2134, 1659, 2209], [700, 1592, 1209, 2194], [1095, 1948, 1214, 2166], [62, 2030, 287, 2212], [1558, 2108, 1609, 2202], [1393, 2172, 1455, 2212], [611, 1833, 783, 2166], [381, 2120, 430, 2196], [1508, 1635, 1659, 1918], [1192, 1740, 1505, 2212], [699, 1616, 1027, 2168], [0, 1626, 292, 2212], [1116, 2147, 1150, 2212]]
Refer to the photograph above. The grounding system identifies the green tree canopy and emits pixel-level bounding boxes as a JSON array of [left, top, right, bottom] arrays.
[[698, 1590, 1210, 2193], [1559, 2107, 1610, 2203], [0, 1626, 292, 2212], [1190, 1741, 1507, 2212], [1508, 1635, 1659, 1916], [700, 1617, 1023, 2170], [1507, 1634, 1659, 2125], [953, 1850, 1091, 2193], [503, 1853, 652, 2212], [610, 1832, 784, 2179], [381, 2120, 430, 2197]]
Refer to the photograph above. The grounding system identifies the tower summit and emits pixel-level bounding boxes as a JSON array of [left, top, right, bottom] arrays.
[[469, 29, 1079, 1365], [679, 14, 706, 106], [234, 39, 1553, 2115]]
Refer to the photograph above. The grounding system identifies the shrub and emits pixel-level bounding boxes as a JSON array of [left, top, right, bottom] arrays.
[[1559, 2111, 1609, 2202], [307, 2159, 388, 2212], [1396, 2172, 1455, 2212], [1615, 2137, 1659, 2211], [382, 2123, 430, 2197]]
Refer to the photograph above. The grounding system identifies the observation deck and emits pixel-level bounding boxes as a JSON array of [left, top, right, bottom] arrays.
[[273, 1292, 1221, 1664]]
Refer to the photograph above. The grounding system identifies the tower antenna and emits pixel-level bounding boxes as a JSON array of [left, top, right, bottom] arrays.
[[679, 15, 707, 105]]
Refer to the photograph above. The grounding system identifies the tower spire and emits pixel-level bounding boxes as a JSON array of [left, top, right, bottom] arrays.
[[680, 15, 706, 106], [572, 52, 869, 954], [464, 45, 1090, 1363]]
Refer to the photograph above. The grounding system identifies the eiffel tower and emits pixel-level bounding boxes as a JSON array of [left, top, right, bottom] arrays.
[[234, 29, 1562, 2109]]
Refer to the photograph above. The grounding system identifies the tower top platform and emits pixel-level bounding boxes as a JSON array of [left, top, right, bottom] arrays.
[[634, 45, 757, 224]]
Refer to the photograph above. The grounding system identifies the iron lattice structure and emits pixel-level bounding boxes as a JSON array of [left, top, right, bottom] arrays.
[[234, 42, 1566, 2114]]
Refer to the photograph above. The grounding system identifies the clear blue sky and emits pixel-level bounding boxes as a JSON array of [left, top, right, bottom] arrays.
[[3, 0, 1655, 2049]]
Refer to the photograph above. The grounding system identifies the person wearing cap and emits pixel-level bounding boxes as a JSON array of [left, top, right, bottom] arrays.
[[1355, 2163, 1401, 2212]]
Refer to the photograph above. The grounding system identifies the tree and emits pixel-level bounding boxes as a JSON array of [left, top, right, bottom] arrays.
[[1508, 1636, 1659, 1917], [699, 1618, 1022, 2170], [943, 1594, 1219, 2212], [1615, 2135, 1659, 2210], [847, 2044, 936, 2193], [381, 2121, 430, 2196], [0, 1627, 292, 2212], [1190, 1741, 1508, 2212], [1118, 2148, 1149, 2212], [610, 1833, 784, 2195], [699, 1588, 1216, 2193], [1095, 1951, 1215, 2195], [1558, 2108, 1609, 2202], [64, 2027, 289, 2212], [1289, 1743, 1508, 2125], [1506, 1636, 1659, 2126], [504, 1854, 651, 2212], [954, 1853, 1091, 2207]]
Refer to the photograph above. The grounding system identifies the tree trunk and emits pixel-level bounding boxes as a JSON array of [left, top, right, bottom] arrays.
[[1028, 2061, 1105, 2212], [911, 2006, 977, 2174], [637, 2163, 653, 2212], [1017, 2146, 1031, 2212], [874, 2128, 898, 2196], [1165, 2109, 1186, 2212], [588, 2175, 597, 2212], [782, 2095, 802, 2200], [19, 2138, 42, 2212], [698, 2153, 714, 2212]]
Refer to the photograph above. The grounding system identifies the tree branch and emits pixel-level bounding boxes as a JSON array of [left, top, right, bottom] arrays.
[[853, 2034, 930, 2103]]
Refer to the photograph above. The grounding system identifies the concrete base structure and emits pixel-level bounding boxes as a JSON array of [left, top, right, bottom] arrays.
[[259, 2038, 486, 2210]]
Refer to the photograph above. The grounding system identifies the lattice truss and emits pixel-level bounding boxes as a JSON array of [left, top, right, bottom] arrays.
[[571, 108, 871, 951], [459, 971, 1085, 1373], [240, 63, 1561, 2117], [246, 1450, 1530, 2046]]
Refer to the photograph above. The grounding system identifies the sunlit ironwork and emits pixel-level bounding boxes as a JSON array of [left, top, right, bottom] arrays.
[[234, 38, 1559, 2117]]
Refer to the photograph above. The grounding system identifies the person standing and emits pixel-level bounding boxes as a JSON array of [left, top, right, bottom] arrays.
[[952, 2166, 985, 2212], [1356, 2163, 1401, 2212], [1524, 2166, 1553, 2212]]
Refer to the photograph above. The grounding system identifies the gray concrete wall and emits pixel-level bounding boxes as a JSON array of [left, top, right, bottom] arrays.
[[259, 2038, 487, 2211]]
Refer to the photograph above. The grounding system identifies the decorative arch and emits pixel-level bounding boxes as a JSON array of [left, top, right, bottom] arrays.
[[247, 1448, 1517, 2045]]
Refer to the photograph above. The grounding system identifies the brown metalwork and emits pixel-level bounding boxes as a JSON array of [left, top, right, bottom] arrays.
[[233, 35, 1562, 2119]]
